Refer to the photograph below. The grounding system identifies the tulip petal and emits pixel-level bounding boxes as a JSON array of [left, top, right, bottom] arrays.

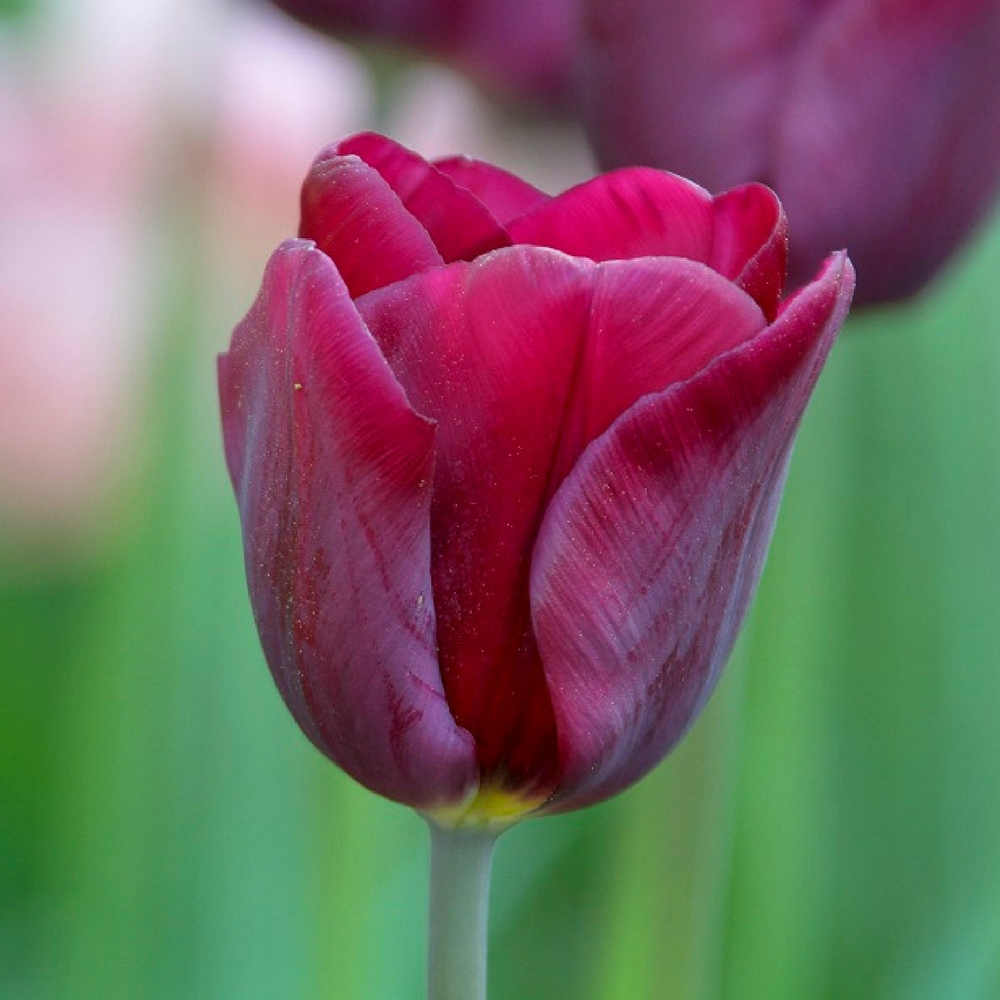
[[357, 246, 768, 793], [357, 248, 592, 794], [569, 256, 767, 457], [219, 239, 478, 809], [337, 132, 512, 262], [531, 252, 854, 811], [711, 183, 787, 320], [300, 152, 444, 297], [432, 154, 551, 225], [506, 167, 716, 264]]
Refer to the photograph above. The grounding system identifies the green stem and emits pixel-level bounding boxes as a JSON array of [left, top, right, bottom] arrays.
[[427, 822, 498, 1000]]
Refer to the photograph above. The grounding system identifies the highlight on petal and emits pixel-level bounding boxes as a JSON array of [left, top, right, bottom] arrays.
[[336, 132, 512, 262], [531, 252, 854, 812], [506, 167, 716, 264], [300, 152, 443, 297], [219, 239, 477, 809], [432, 154, 551, 225], [577, 257, 766, 451]]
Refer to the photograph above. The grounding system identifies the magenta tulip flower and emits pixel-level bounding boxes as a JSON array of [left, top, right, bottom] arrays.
[[219, 133, 853, 827], [580, 0, 1000, 302]]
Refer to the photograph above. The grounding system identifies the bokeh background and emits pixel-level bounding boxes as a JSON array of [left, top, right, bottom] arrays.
[[3, 1, 999, 998]]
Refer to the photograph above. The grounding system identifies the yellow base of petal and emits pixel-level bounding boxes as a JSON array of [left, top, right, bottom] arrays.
[[423, 785, 547, 831]]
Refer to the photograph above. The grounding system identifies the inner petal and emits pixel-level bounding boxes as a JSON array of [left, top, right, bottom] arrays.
[[432, 154, 551, 225], [299, 153, 444, 298], [507, 166, 716, 263], [338, 132, 513, 263], [710, 184, 787, 320]]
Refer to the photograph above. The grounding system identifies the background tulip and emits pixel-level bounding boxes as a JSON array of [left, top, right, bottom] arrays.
[[219, 134, 854, 822]]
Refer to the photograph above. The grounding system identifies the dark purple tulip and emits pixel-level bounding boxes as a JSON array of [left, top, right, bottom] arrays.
[[219, 133, 853, 824], [579, 0, 1000, 303]]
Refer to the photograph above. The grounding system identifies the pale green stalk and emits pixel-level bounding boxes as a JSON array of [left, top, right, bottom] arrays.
[[426, 822, 498, 1000]]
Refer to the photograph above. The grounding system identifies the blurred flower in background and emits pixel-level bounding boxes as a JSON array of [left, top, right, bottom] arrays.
[[205, 1, 374, 307], [0, 7, 158, 559]]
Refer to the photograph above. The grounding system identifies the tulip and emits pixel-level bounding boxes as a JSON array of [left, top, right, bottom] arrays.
[[219, 132, 853, 1000], [219, 131, 854, 824], [579, 0, 1000, 303]]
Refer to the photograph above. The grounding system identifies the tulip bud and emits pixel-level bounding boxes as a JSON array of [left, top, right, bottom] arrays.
[[219, 133, 853, 825]]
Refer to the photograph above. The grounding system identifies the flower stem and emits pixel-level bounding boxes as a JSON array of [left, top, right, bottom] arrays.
[[427, 821, 497, 1000]]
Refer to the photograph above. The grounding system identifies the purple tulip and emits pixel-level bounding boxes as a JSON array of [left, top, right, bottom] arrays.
[[580, 0, 1000, 302], [219, 133, 853, 823]]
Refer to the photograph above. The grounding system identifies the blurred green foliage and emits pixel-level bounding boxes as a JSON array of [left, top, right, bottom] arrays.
[[0, 0, 32, 23], [2, 201, 999, 1000]]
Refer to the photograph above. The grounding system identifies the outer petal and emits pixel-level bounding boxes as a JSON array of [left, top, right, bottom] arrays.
[[432, 154, 551, 225], [356, 246, 767, 793], [337, 132, 512, 262], [218, 239, 477, 809], [531, 252, 854, 811], [300, 151, 443, 297]]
